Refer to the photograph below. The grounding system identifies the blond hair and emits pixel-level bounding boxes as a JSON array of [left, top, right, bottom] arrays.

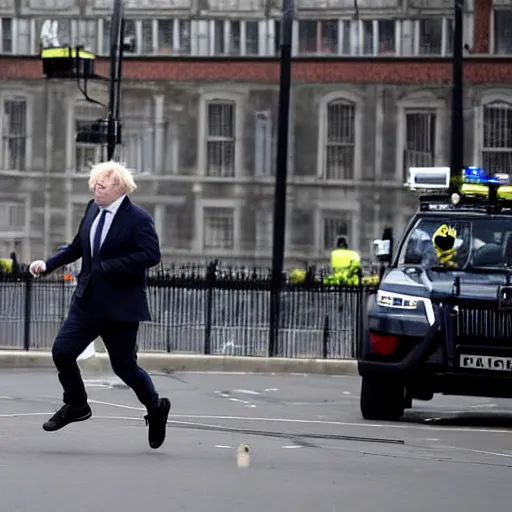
[[88, 160, 137, 194]]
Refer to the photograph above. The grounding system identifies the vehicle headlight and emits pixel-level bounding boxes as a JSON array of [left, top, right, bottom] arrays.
[[376, 290, 435, 325], [377, 290, 419, 309]]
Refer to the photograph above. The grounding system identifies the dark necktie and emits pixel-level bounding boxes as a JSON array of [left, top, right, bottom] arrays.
[[92, 209, 108, 258]]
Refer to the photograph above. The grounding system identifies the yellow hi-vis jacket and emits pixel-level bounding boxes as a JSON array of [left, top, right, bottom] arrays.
[[0, 258, 13, 274], [324, 249, 361, 286], [330, 248, 361, 272]]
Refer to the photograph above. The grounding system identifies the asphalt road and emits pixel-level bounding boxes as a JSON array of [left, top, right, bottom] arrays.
[[0, 369, 510, 512]]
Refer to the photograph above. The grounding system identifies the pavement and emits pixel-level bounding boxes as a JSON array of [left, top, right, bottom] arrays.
[[0, 369, 510, 512]]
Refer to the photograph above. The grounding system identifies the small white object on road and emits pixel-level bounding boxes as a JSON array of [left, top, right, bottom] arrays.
[[237, 444, 250, 468]]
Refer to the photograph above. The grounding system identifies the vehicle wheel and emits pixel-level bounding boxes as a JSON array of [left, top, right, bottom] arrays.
[[360, 376, 405, 421]]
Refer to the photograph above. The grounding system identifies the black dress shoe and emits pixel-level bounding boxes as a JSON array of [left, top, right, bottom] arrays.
[[43, 403, 92, 432], [144, 398, 171, 449]]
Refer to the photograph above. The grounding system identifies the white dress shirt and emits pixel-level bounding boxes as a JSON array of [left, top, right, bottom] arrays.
[[89, 195, 126, 256]]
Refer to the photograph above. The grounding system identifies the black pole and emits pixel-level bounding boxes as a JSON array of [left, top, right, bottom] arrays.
[[268, 0, 294, 357], [107, 0, 124, 160], [450, 0, 464, 190]]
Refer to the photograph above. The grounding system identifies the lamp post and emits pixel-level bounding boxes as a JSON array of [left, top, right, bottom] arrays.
[[268, 0, 294, 357], [450, 0, 464, 188]]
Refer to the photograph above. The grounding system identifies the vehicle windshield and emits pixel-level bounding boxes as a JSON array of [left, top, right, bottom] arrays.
[[398, 217, 512, 270]]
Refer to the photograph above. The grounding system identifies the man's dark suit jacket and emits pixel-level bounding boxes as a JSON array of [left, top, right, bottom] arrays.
[[45, 196, 161, 323]]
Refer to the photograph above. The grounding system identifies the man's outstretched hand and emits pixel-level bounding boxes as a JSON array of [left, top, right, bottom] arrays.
[[29, 260, 47, 278]]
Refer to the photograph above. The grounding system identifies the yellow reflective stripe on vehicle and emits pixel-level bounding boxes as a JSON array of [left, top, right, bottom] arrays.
[[41, 47, 95, 60]]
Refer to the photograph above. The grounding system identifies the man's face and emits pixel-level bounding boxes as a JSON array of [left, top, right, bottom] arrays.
[[93, 172, 124, 207]]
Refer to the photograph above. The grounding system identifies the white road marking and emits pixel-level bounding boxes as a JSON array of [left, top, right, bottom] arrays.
[[343, 391, 351, 395], [229, 398, 253, 406], [88, 399, 144, 411], [233, 389, 260, 395], [215, 445, 233, 449], [469, 403, 497, 409], [442, 445, 512, 459], [0, 411, 510, 440], [166, 414, 512, 434], [77, 400, 512, 434], [264, 388, 278, 392], [282, 445, 302, 449], [0, 413, 53, 418], [216, 390, 257, 408]]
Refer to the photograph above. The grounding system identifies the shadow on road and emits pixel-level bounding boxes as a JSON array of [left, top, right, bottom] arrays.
[[401, 410, 512, 430]]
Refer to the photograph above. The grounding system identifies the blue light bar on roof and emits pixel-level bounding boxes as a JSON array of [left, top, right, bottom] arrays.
[[462, 166, 510, 185]]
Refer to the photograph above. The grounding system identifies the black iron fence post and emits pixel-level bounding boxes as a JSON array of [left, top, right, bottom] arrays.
[[354, 270, 364, 358], [165, 284, 171, 353], [23, 278, 32, 351], [204, 261, 217, 355], [322, 314, 329, 359]]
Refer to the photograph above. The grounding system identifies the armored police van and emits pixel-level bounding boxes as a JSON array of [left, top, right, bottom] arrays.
[[358, 166, 512, 421]]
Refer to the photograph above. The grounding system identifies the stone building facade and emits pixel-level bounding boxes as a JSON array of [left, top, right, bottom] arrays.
[[0, 0, 511, 267]]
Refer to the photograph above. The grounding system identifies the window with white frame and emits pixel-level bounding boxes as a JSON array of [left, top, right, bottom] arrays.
[[418, 18, 453, 55], [361, 20, 397, 55], [245, 21, 259, 55], [76, 19, 98, 53], [141, 20, 153, 54], [254, 110, 273, 177], [323, 99, 356, 180], [0, 202, 25, 230], [255, 208, 273, 252], [1, 18, 13, 53], [75, 119, 103, 173], [322, 211, 351, 251], [1, 97, 27, 171], [298, 20, 338, 55], [155, 19, 191, 55], [402, 110, 436, 180], [377, 20, 396, 54], [117, 96, 155, 173], [494, 10, 512, 54], [206, 100, 235, 177], [119, 118, 155, 174], [203, 206, 235, 250], [481, 101, 512, 174], [17, 19, 31, 54], [210, 20, 258, 56], [103, 18, 136, 55]]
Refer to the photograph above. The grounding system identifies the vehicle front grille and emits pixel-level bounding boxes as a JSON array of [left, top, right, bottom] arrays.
[[456, 308, 512, 346]]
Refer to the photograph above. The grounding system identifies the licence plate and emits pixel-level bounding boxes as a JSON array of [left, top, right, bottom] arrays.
[[460, 354, 512, 372]]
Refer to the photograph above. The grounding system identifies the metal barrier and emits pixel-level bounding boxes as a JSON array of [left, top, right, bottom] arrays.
[[0, 266, 377, 358]]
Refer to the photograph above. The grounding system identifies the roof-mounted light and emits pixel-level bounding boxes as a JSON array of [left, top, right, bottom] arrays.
[[405, 166, 451, 191], [462, 166, 510, 185]]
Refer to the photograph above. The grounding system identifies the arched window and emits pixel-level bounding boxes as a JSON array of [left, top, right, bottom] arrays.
[[481, 100, 512, 173], [324, 99, 356, 180]]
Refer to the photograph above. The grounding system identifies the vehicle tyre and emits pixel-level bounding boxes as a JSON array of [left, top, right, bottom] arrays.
[[360, 376, 405, 421]]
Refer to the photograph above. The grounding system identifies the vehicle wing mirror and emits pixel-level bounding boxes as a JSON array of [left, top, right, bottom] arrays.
[[374, 239, 391, 258], [374, 227, 394, 263]]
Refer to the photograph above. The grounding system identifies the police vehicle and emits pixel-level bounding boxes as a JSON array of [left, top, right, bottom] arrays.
[[358, 165, 512, 420]]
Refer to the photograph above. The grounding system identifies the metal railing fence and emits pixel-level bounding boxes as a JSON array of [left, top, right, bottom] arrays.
[[0, 264, 378, 359]]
